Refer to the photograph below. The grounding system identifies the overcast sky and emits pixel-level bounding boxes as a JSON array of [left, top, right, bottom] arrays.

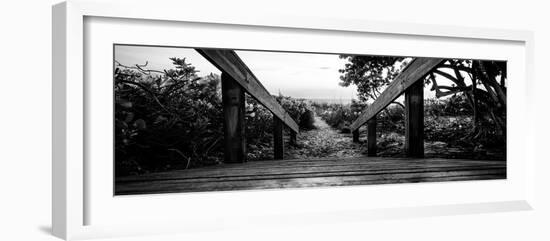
[[115, 45, 356, 100], [115, 45, 446, 101]]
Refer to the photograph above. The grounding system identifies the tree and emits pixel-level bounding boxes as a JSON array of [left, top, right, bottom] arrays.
[[113, 57, 316, 175], [338, 55, 406, 102], [114, 58, 225, 175], [338, 56, 507, 139]]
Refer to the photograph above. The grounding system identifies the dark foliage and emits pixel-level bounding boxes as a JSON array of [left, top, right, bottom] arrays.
[[314, 93, 504, 150], [338, 55, 406, 102], [338, 56, 507, 139], [114, 58, 313, 176], [275, 95, 316, 130]]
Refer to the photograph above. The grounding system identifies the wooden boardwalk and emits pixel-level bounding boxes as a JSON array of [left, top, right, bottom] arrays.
[[115, 157, 506, 195]]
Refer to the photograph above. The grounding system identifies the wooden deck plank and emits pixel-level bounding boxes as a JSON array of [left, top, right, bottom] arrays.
[[116, 158, 505, 180], [115, 157, 505, 195], [118, 167, 504, 184], [134, 157, 501, 171], [117, 162, 503, 182], [117, 173, 504, 195]]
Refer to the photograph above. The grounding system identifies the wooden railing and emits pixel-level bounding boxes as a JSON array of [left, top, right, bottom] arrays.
[[196, 49, 299, 163], [194, 49, 443, 162], [350, 57, 444, 157]]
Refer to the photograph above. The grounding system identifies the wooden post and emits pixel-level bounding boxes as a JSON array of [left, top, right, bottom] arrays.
[[289, 131, 297, 146], [273, 117, 284, 159], [405, 80, 424, 157], [472, 80, 479, 129], [221, 72, 246, 163], [367, 116, 377, 157], [352, 129, 360, 143]]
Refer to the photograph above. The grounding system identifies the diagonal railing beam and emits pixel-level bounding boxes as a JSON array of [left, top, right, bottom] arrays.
[[196, 48, 299, 133], [349, 57, 444, 131]]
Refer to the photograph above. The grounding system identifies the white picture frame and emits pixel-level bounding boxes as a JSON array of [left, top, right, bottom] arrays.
[[52, 0, 535, 240]]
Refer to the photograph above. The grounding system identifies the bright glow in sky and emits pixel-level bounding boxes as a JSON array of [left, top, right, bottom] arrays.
[[238, 50, 355, 100], [114, 45, 453, 101], [115, 45, 356, 100]]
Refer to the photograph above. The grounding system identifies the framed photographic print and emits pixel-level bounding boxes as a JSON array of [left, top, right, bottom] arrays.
[[52, 0, 535, 240]]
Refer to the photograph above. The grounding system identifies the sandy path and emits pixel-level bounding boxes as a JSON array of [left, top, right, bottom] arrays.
[[285, 116, 366, 159], [284, 115, 505, 161]]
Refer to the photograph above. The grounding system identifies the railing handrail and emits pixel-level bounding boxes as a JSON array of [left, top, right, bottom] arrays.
[[196, 48, 300, 133], [349, 57, 444, 131]]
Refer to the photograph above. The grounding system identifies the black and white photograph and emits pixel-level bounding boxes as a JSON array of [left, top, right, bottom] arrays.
[[114, 45, 507, 195], [5, 0, 550, 240]]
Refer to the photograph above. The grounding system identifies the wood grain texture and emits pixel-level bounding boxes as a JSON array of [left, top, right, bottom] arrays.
[[350, 58, 443, 131], [405, 80, 424, 157], [290, 131, 297, 146], [196, 48, 299, 133], [273, 117, 284, 159], [352, 129, 360, 143], [367, 117, 377, 157], [221, 72, 246, 163], [116, 157, 506, 195]]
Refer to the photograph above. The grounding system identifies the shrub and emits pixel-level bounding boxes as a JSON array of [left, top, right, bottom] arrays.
[[313, 94, 504, 151], [114, 59, 224, 176], [425, 94, 472, 116], [114, 58, 314, 176], [313, 100, 403, 133], [299, 110, 315, 130], [312, 100, 364, 131], [275, 95, 316, 130]]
